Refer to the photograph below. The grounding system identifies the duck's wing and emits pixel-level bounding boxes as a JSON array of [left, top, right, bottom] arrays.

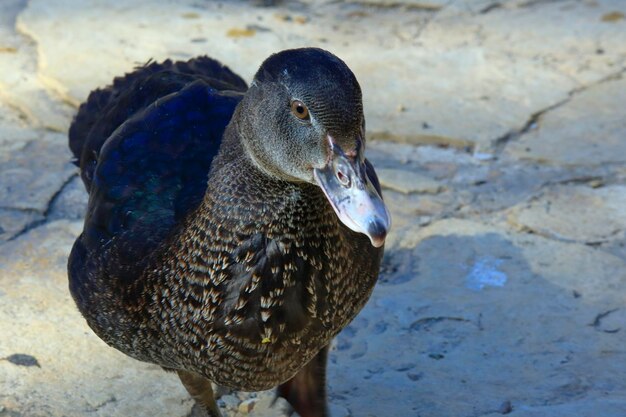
[[69, 61, 244, 292], [70, 57, 247, 190]]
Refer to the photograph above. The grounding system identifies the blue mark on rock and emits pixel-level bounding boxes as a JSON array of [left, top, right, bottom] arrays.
[[465, 257, 508, 290]]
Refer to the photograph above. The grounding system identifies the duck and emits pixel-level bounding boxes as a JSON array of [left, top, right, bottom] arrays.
[[67, 47, 390, 417]]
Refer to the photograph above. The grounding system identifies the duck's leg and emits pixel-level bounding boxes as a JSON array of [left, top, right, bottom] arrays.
[[177, 370, 222, 417], [277, 345, 329, 417]]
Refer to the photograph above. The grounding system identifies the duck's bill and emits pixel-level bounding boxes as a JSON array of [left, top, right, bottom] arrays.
[[313, 139, 391, 248]]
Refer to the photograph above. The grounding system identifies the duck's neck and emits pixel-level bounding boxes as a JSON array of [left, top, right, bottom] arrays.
[[192, 127, 336, 242]]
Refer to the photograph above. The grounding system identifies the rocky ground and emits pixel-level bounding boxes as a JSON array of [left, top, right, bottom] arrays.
[[1, 0, 625, 416]]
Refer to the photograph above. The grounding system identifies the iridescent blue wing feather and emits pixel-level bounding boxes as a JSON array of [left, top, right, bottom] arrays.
[[69, 57, 247, 189], [69, 59, 245, 293]]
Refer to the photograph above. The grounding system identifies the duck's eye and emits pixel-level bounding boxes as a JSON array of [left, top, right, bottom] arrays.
[[290, 100, 310, 120]]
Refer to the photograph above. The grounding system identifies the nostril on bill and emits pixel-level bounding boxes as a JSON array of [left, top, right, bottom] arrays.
[[336, 170, 350, 186]]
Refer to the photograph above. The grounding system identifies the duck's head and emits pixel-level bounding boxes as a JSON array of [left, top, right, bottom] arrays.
[[237, 48, 390, 248]]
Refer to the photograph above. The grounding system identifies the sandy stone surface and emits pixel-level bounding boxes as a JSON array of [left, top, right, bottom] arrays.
[[1, 0, 625, 416], [505, 76, 626, 166], [506, 185, 626, 244]]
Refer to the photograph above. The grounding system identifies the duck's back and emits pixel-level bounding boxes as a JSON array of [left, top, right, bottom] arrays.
[[68, 57, 246, 306], [70, 57, 247, 190]]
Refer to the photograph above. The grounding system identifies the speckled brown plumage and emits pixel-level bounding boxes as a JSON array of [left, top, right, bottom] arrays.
[[78, 135, 380, 391], [68, 48, 388, 417]]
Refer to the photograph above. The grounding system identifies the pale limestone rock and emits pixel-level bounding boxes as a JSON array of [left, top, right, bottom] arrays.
[[335, 217, 626, 416], [394, 216, 498, 248], [0, 102, 37, 152], [0, 208, 44, 241], [514, 232, 626, 305], [237, 398, 256, 413], [220, 394, 241, 411], [369, 141, 481, 167], [47, 175, 87, 221], [506, 185, 626, 243], [0, 0, 74, 132], [17, 0, 626, 152], [377, 168, 444, 194], [344, 0, 446, 9], [328, 403, 350, 417], [0, 132, 75, 212], [248, 393, 292, 417], [429, 0, 626, 86], [505, 77, 626, 166], [395, 218, 626, 304], [481, 398, 626, 417]]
